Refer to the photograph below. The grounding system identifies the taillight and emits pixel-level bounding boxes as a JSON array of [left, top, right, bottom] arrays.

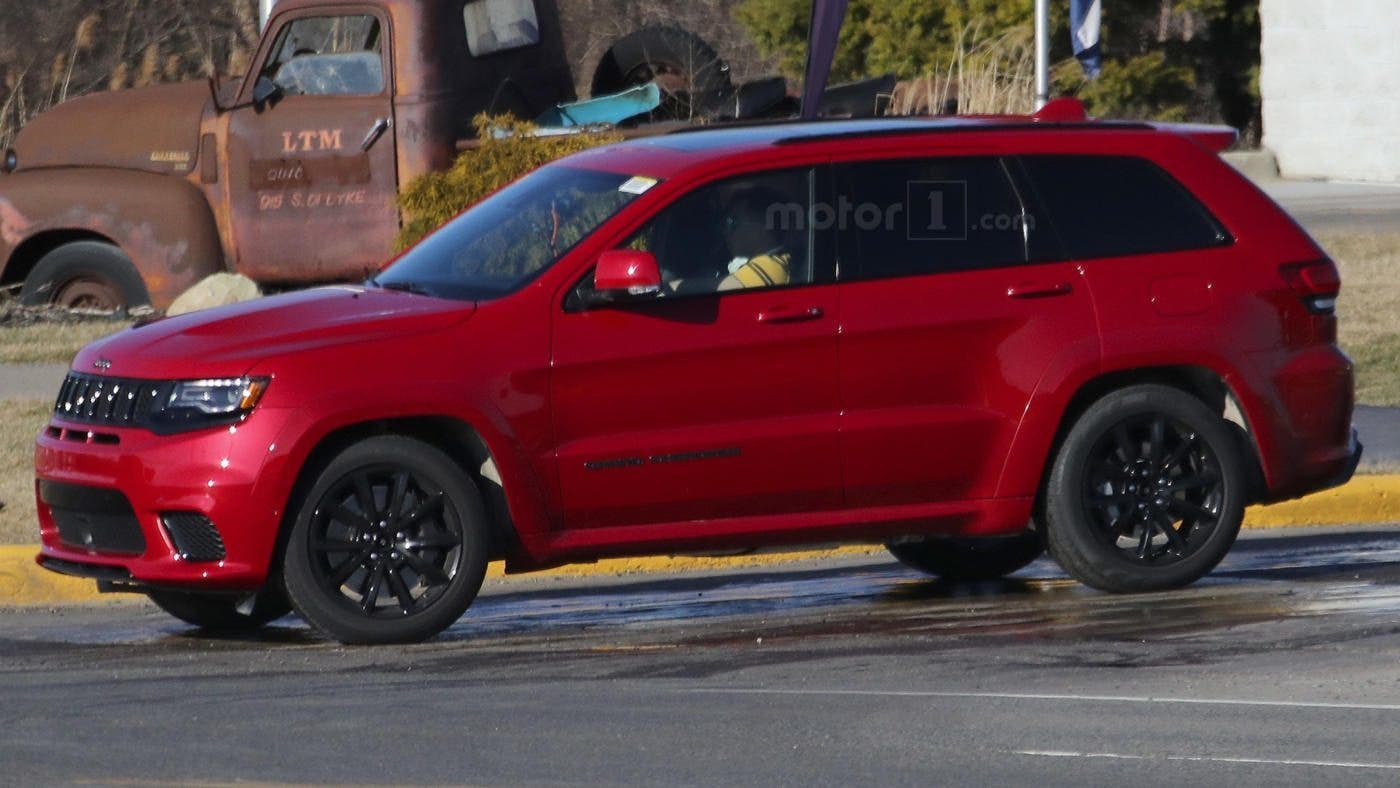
[[1280, 259, 1341, 315]]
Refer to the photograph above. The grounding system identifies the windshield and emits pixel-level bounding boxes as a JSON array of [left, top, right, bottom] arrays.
[[374, 166, 648, 301]]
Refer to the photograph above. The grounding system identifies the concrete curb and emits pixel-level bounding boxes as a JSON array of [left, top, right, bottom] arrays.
[[4, 475, 1399, 607]]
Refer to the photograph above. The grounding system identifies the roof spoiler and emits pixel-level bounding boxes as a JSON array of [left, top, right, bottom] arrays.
[[1143, 121, 1240, 153], [1032, 98, 1239, 152]]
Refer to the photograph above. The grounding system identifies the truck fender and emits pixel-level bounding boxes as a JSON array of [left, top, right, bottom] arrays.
[[0, 167, 225, 309]]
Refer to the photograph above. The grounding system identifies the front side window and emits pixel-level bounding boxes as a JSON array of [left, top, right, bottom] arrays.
[[619, 169, 817, 299], [1018, 155, 1231, 260], [836, 157, 1031, 282], [464, 0, 541, 56], [376, 166, 644, 301], [263, 15, 384, 96]]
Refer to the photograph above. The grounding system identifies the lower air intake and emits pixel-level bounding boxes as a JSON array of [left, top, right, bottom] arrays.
[[160, 513, 227, 562]]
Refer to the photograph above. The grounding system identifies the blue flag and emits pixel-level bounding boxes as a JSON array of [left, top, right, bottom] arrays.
[[1070, 0, 1102, 78]]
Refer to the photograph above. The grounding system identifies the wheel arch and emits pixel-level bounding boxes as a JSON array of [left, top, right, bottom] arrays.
[[1011, 364, 1268, 509], [0, 229, 115, 289], [273, 415, 522, 572], [0, 167, 226, 309]]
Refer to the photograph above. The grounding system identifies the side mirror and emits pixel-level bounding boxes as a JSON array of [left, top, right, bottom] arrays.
[[589, 250, 662, 305], [252, 76, 283, 109]]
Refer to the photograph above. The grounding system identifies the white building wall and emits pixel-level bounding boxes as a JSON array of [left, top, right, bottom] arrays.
[[1261, 0, 1400, 182]]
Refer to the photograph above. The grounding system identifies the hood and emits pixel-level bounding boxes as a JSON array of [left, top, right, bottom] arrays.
[[12, 82, 209, 176], [73, 287, 476, 380]]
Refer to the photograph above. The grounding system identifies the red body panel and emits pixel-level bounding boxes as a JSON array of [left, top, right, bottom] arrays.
[[34, 118, 1358, 590]]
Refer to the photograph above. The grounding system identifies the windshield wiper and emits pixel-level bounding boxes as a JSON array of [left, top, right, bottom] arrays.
[[368, 278, 433, 297]]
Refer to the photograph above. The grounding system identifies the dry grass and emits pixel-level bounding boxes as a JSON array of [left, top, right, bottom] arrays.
[[0, 320, 129, 364], [1317, 232, 1400, 407], [0, 400, 52, 544], [890, 23, 1036, 117]]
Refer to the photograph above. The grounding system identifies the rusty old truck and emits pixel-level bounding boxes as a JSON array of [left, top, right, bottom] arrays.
[[0, 0, 746, 311]]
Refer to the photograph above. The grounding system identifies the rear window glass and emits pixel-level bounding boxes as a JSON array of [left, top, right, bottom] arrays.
[[1018, 155, 1230, 260]]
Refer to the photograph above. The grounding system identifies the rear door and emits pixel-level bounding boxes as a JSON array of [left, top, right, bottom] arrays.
[[550, 167, 843, 529], [834, 154, 1099, 507]]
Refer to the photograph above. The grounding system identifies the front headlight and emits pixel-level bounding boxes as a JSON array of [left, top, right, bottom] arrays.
[[147, 377, 269, 434]]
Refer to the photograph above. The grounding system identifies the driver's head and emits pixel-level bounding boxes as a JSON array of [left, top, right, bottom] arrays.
[[722, 186, 790, 258]]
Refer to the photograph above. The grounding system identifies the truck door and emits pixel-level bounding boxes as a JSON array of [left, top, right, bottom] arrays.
[[225, 7, 399, 284]]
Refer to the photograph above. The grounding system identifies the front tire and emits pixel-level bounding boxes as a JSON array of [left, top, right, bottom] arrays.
[[283, 436, 490, 645], [1045, 385, 1246, 593], [887, 531, 1044, 581], [19, 241, 151, 312], [147, 586, 291, 632]]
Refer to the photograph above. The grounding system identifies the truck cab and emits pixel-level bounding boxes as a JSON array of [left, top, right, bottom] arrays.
[[0, 0, 719, 311]]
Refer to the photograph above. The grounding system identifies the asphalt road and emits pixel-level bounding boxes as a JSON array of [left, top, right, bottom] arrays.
[[1262, 179, 1400, 234], [5, 525, 1400, 786]]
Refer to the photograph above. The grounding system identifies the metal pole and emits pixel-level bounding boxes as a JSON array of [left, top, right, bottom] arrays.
[[259, 0, 278, 32], [1034, 0, 1050, 110]]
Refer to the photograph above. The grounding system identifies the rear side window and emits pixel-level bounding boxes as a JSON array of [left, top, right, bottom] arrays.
[[1018, 155, 1230, 260], [836, 157, 1030, 281]]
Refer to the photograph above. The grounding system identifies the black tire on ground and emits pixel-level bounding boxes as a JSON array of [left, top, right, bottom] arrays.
[[147, 585, 292, 632], [887, 531, 1045, 582], [283, 436, 490, 645], [18, 241, 151, 312], [1044, 384, 1247, 593], [590, 26, 732, 116]]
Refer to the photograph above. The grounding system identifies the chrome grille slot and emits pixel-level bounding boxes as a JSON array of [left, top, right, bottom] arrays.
[[54, 373, 170, 430]]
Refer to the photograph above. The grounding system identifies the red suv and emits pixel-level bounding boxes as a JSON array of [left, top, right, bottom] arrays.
[[34, 105, 1361, 644]]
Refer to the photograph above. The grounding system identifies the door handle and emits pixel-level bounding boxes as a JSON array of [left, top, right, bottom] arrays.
[[1006, 282, 1073, 299], [757, 306, 824, 324], [361, 117, 391, 152]]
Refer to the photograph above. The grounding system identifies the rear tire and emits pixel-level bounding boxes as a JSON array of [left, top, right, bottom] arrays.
[[19, 241, 150, 312], [147, 586, 291, 632], [1045, 385, 1246, 593], [887, 531, 1044, 581], [283, 436, 490, 645]]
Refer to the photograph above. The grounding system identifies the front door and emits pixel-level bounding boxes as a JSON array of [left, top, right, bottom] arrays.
[[551, 167, 843, 530], [225, 7, 399, 284], [834, 155, 1099, 507]]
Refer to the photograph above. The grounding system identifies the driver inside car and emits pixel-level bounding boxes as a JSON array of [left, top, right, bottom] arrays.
[[716, 188, 794, 292]]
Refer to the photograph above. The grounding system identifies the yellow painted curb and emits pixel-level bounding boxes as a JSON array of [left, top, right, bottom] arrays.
[[0, 546, 103, 606], [1244, 474, 1400, 528], [4, 476, 1398, 607]]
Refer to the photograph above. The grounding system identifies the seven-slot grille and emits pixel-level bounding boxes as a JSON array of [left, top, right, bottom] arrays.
[[54, 373, 173, 428]]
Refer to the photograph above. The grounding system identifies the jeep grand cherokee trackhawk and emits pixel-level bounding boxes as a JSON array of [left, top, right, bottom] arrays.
[[34, 107, 1362, 644]]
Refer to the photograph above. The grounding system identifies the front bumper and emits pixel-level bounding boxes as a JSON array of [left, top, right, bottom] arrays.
[[33, 407, 295, 592]]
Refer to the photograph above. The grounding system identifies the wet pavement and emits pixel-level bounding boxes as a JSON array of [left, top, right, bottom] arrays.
[[5, 525, 1400, 785]]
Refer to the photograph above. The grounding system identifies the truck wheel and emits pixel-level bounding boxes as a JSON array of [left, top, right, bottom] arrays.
[[283, 436, 490, 645], [887, 531, 1044, 582], [147, 586, 291, 632], [591, 26, 732, 118], [19, 241, 151, 312], [1045, 385, 1246, 593]]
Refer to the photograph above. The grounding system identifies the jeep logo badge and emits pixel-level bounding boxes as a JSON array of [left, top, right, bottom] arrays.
[[93, 358, 112, 370]]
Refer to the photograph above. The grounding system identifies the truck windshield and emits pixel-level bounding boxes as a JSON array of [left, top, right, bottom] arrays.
[[373, 166, 647, 301]]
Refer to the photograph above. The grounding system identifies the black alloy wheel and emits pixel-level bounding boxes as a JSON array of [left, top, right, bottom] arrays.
[[284, 436, 489, 644], [1045, 385, 1246, 593], [1082, 413, 1226, 566]]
